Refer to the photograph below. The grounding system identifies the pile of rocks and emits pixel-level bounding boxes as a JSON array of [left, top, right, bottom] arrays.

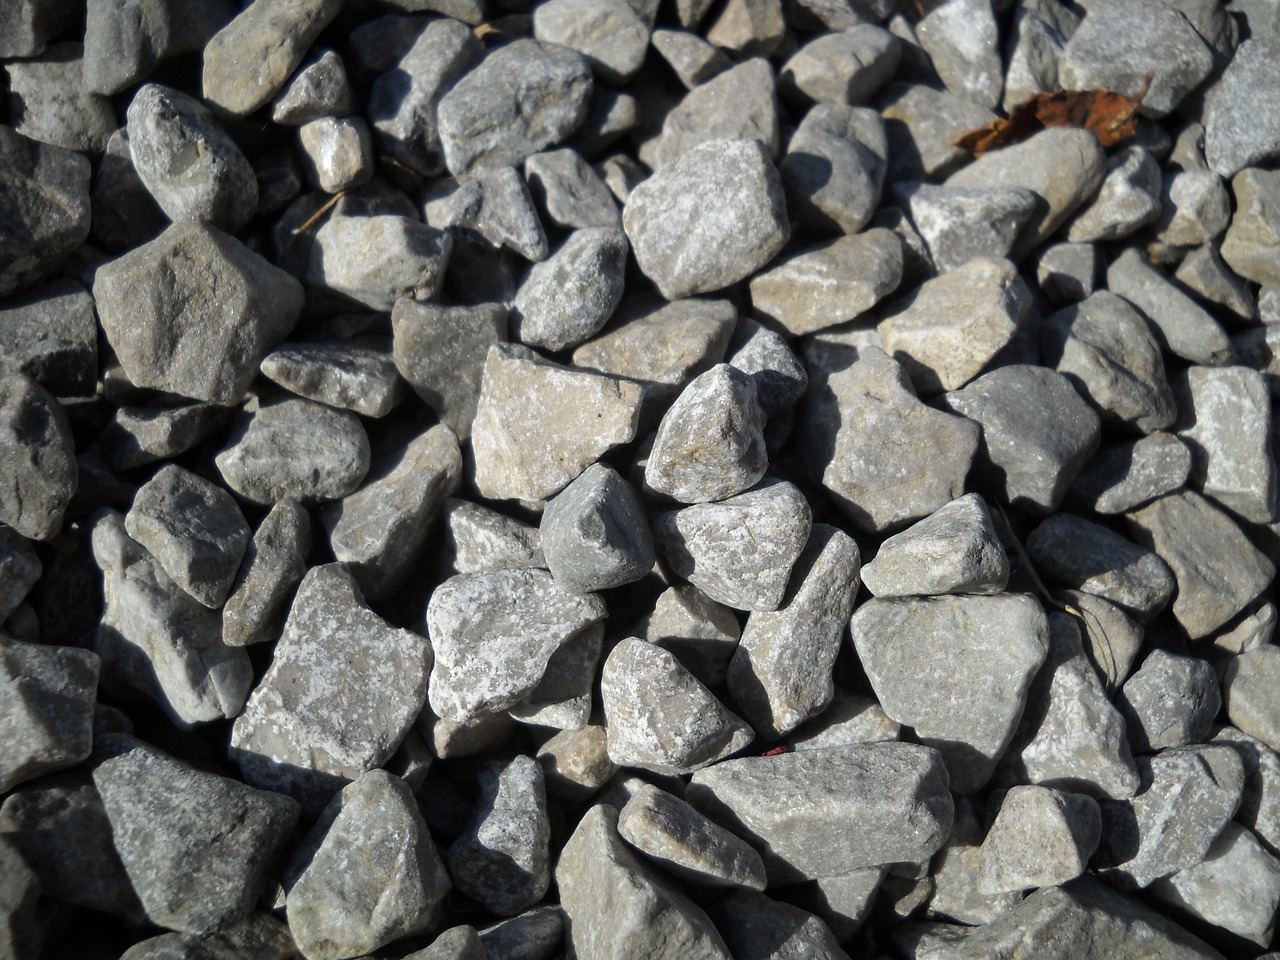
[[2, 0, 1280, 956]]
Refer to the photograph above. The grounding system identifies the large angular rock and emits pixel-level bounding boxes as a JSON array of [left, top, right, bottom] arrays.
[[780, 25, 900, 106], [541, 463, 653, 594], [650, 57, 780, 171], [532, 0, 651, 84], [440, 498, 544, 576], [0, 373, 77, 541], [1203, 36, 1280, 179], [512, 227, 628, 352], [978, 786, 1101, 894]]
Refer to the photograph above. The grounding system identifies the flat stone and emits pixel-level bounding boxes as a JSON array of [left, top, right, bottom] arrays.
[[271, 48, 352, 124], [623, 137, 789, 301], [201, 0, 344, 118], [1125, 490, 1275, 639], [602, 636, 754, 775], [471, 343, 643, 502], [1118, 650, 1221, 753], [92, 734, 299, 935], [427, 568, 606, 722], [727, 524, 861, 740], [1067, 146, 1163, 242], [1040, 290, 1176, 433], [850, 593, 1050, 793], [940, 365, 1101, 515], [749, 229, 903, 337], [214, 397, 371, 506], [94, 220, 303, 404], [860, 494, 1008, 598], [440, 498, 544, 576], [0, 279, 96, 401], [1222, 168, 1280, 288], [1175, 244, 1256, 323], [687, 741, 954, 883], [541, 463, 653, 594], [260, 338, 404, 418], [525, 147, 620, 230], [779, 25, 900, 105], [513, 227, 629, 352], [124, 465, 250, 608], [979, 786, 1101, 894], [0, 373, 77, 542], [537, 723, 616, 801], [532, 0, 650, 84], [222, 498, 310, 647], [878, 257, 1030, 396], [438, 38, 593, 175], [639, 584, 741, 690], [230, 564, 431, 810], [322, 424, 461, 599], [286, 770, 449, 960], [447, 756, 550, 916], [1225, 646, 1280, 752], [5, 42, 117, 154], [1001, 0, 1081, 111], [651, 28, 730, 88], [1152, 170, 1231, 250], [1069, 433, 1193, 514], [707, 889, 852, 960], [1203, 36, 1280, 178], [877, 81, 999, 182], [102, 401, 228, 471], [652, 479, 812, 612], [306, 214, 451, 311], [895, 183, 1037, 276], [780, 103, 886, 235], [557, 804, 732, 960]]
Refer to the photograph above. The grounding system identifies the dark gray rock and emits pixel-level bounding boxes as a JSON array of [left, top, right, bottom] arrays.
[[1069, 433, 1193, 515], [260, 338, 405, 418], [708, 889, 852, 960], [780, 103, 887, 235], [979, 785, 1100, 893], [779, 25, 900, 105], [1175, 244, 1256, 323], [1055, 589, 1145, 693], [222, 498, 310, 647], [0, 834, 41, 959], [1036, 240, 1100, 303], [0, 0, 78, 57], [878, 81, 999, 182], [102, 401, 229, 471], [271, 48, 352, 125], [0, 373, 77, 541], [0, 280, 97, 401], [90, 127, 168, 252], [114, 914, 296, 960], [1210, 726, 1280, 857], [478, 906, 566, 960], [525, 147, 620, 230], [423, 165, 548, 261], [0, 526, 40, 624], [408, 925, 485, 960], [513, 227, 628, 352], [1118, 650, 1221, 753], [1067, 146, 1163, 243], [1203, 36, 1280, 178], [726, 317, 807, 422], [306, 214, 451, 311], [541, 463, 653, 594], [532, 0, 651, 84], [5, 42, 117, 154]]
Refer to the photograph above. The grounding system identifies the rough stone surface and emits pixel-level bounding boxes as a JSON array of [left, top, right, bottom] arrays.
[[0, 373, 77, 541], [915, 0, 1003, 108], [222, 498, 310, 648], [878, 81, 999, 183], [525, 147, 620, 230], [423, 165, 547, 261], [512, 227, 629, 352], [102, 401, 228, 471], [639, 584, 741, 690], [0, 279, 97, 401], [0, 526, 40, 624], [1067, 146, 1163, 243], [1221, 168, 1280, 289], [533, 0, 651, 84], [271, 48, 352, 125], [1117, 650, 1221, 753], [440, 498, 544, 576], [979, 786, 1101, 894], [779, 25, 900, 106], [260, 338, 404, 418], [306, 215, 451, 311], [648, 58, 779, 171], [541, 463, 653, 594], [780, 103, 887, 235], [707, 889, 853, 960], [1225, 646, 1280, 753], [1203, 36, 1280, 178], [5, 42, 117, 155], [1070, 433, 1193, 515], [894, 183, 1037, 275]]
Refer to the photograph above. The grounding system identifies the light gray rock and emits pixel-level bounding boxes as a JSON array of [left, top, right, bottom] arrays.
[[639, 584, 741, 690], [1117, 649, 1221, 753], [525, 147, 620, 230], [1152, 170, 1231, 250], [447, 756, 550, 916], [878, 257, 1030, 396], [708, 889, 852, 960], [1069, 433, 1193, 515], [1221, 168, 1280, 289], [102, 401, 229, 471], [1175, 244, 1256, 323], [648, 58, 780, 171], [322, 424, 461, 599], [92, 734, 299, 935], [201, 0, 344, 117], [860, 494, 1008, 598], [979, 786, 1100, 894], [513, 227, 628, 352], [260, 338, 404, 418], [705, 0, 786, 56], [537, 723, 616, 801], [1001, 0, 1080, 111], [727, 524, 861, 740], [222, 499, 310, 648], [780, 103, 886, 235], [438, 38, 594, 175], [895, 183, 1037, 276], [0, 373, 77, 542], [1209, 726, 1280, 857], [230, 564, 431, 810], [5, 42, 117, 155], [296, 116, 374, 194], [541, 463, 653, 594], [214, 397, 371, 506], [1067, 146, 1163, 243], [851, 593, 1049, 793], [624, 138, 790, 301], [1225, 646, 1280, 752], [878, 81, 999, 182], [271, 48, 351, 124], [470, 343, 643, 502], [94, 220, 303, 404], [306, 214, 451, 311], [687, 741, 954, 883], [920, 797, 1023, 926], [0, 278, 97, 401], [651, 28, 730, 88], [749, 229, 902, 337], [427, 568, 607, 722], [779, 25, 900, 105], [653, 479, 812, 612], [940, 365, 1100, 515], [424, 165, 547, 261], [532, 0, 651, 84], [915, 0, 1002, 108], [726, 316, 807, 422], [1125, 490, 1275, 639], [557, 804, 732, 960], [440, 498, 544, 576], [286, 770, 450, 960], [1203, 36, 1280, 178]]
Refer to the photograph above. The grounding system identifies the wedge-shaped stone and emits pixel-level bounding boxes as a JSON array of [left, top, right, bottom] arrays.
[[1067, 145, 1162, 243], [1118, 650, 1221, 753], [259, 338, 405, 418], [440, 498, 544, 576], [850, 594, 1050, 793], [542, 463, 653, 594], [1069, 433, 1191, 515], [427, 568, 606, 723], [650, 58, 779, 171], [423, 165, 547, 260], [979, 786, 1101, 894], [222, 498, 310, 648], [687, 742, 954, 884], [640, 584, 741, 690], [780, 104, 886, 235]]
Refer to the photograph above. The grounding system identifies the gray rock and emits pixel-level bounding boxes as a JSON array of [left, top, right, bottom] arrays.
[[424, 166, 548, 262], [296, 116, 374, 194], [1001, 0, 1081, 111], [0, 373, 77, 542], [214, 397, 371, 506], [1058, 0, 1213, 117], [602, 636, 754, 774], [1036, 241, 1100, 306], [260, 338, 404, 418], [860, 494, 1008, 598], [624, 138, 790, 300], [750, 229, 902, 337], [94, 220, 303, 404], [126, 84, 257, 232], [1118, 650, 1221, 753], [532, 0, 651, 84], [537, 723, 616, 801], [1054, 589, 1145, 693], [1099, 744, 1244, 889], [851, 593, 1049, 793], [471, 343, 643, 502], [201, 0, 345, 118], [271, 48, 351, 124], [438, 38, 594, 175], [1175, 244, 1256, 323], [91, 127, 168, 252], [427, 568, 607, 722], [92, 734, 299, 935], [323, 424, 461, 599], [687, 741, 954, 883], [726, 317, 807, 422], [1203, 36, 1280, 178], [408, 925, 485, 960], [541, 463, 653, 593], [222, 499, 310, 647], [306, 214, 451, 311], [1225, 646, 1280, 752], [0, 126, 92, 300], [1106, 247, 1236, 366], [639, 584, 741, 690], [525, 148, 620, 230], [0, 0, 78, 57], [878, 257, 1030, 396], [788, 690, 902, 751], [124, 465, 250, 609], [780, 104, 887, 235], [915, 0, 1003, 108], [419, 708, 514, 761], [447, 756, 550, 916], [779, 25, 900, 105], [940, 365, 1101, 515], [1040, 290, 1176, 433], [286, 770, 449, 960], [253, 144, 302, 218], [441, 498, 544, 576], [557, 804, 732, 960], [1222, 168, 1280, 288], [705, 0, 786, 56], [116, 914, 297, 960], [91, 511, 252, 727], [1067, 146, 1163, 243], [775, 867, 885, 943], [0, 279, 97, 401], [653, 479, 812, 612], [0, 834, 41, 959], [651, 28, 731, 88], [895, 183, 1038, 276], [1209, 726, 1280, 857], [571, 84, 640, 157], [1233, 321, 1280, 396], [646, 57, 779, 168], [727, 524, 861, 740], [1125, 490, 1275, 639], [5, 42, 117, 154], [1152, 170, 1231, 250], [230, 564, 431, 810], [102, 401, 228, 472], [707, 889, 852, 960], [0, 638, 98, 793], [1210, 602, 1276, 659], [477, 906, 566, 960], [512, 615, 603, 728], [946, 128, 1106, 259], [979, 786, 1100, 894], [1026, 513, 1175, 623], [1069, 433, 1193, 515], [878, 82, 999, 182], [918, 796, 1022, 926], [0, 527, 40, 624], [513, 227, 628, 352]]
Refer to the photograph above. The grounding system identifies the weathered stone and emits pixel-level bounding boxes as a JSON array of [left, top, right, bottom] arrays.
[[0, 0, 78, 58], [540, 463, 653, 594], [651, 28, 730, 88], [0, 279, 96, 401], [260, 338, 404, 418], [638, 584, 741, 690], [537, 723, 616, 801], [1151, 170, 1231, 251], [513, 227, 628, 352], [477, 906, 566, 960], [1066, 146, 1163, 242], [1210, 726, 1280, 858], [647, 58, 779, 171], [979, 786, 1101, 893], [915, 0, 1003, 108], [705, 0, 785, 56], [1221, 168, 1280, 289], [788, 690, 902, 752], [894, 183, 1037, 276], [1203, 36, 1280, 178], [878, 81, 999, 182], [90, 127, 168, 252], [419, 709, 513, 762], [1036, 240, 1102, 307], [115, 914, 296, 960], [0, 527, 39, 624], [1001, 0, 1081, 111], [525, 147, 620, 230], [780, 103, 887, 235], [1054, 589, 1145, 693], [1117, 650, 1221, 753], [222, 499, 310, 648], [1175, 244, 1256, 323], [102, 401, 229, 471], [532, 0, 651, 84], [1225, 646, 1280, 753], [5, 42, 117, 154], [775, 867, 885, 943], [779, 25, 900, 105], [0, 373, 77, 541], [440, 498, 544, 576], [1069, 433, 1193, 515], [921, 796, 1023, 926], [271, 48, 351, 124], [423, 165, 547, 261], [707, 889, 852, 960], [726, 317, 807, 420], [306, 214, 451, 311], [296, 116, 374, 194]]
